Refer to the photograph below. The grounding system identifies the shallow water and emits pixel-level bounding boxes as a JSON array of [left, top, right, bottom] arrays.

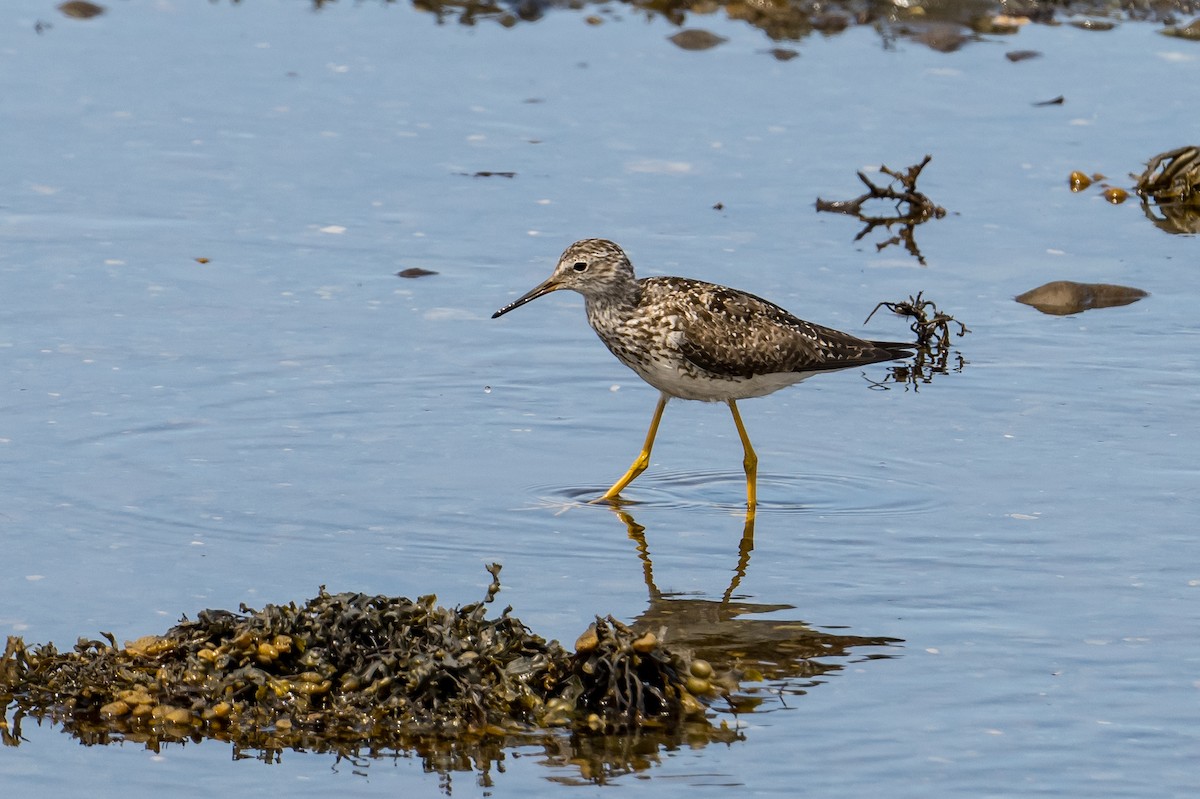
[[3, 1, 1200, 795]]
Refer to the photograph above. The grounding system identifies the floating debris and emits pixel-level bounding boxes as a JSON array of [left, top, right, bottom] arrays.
[[397, 267, 438, 278], [1133, 146, 1200, 233], [1069, 148, 1200, 232], [1103, 186, 1129, 204], [1135, 145, 1200, 204], [864, 292, 969, 387], [1069, 18, 1116, 31], [668, 30, 728, 51], [815, 155, 946, 266], [1068, 170, 1093, 191], [866, 291, 968, 350], [1034, 95, 1065, 106], [1160, 17, 1200, 40], [0, 566, 735, 764], [1015, 280, 1148, 315], [1006, 49, 1042, 61], [58, 1, 104, 19], [470, 171, 516, 178]]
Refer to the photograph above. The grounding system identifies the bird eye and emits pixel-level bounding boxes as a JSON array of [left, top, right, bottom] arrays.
[[572, 261, 588, 272]]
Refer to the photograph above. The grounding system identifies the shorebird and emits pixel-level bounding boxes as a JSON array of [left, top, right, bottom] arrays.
[[492, 239, 911, 511]]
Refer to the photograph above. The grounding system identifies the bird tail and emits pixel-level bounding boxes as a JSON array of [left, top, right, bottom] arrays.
[[869, 340, 917, 361]]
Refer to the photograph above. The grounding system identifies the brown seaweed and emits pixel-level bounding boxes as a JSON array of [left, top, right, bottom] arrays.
[[1, 566, 732, 768]]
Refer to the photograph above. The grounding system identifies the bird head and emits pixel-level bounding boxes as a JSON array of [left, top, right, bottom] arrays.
[[493, 239, 636, 318]]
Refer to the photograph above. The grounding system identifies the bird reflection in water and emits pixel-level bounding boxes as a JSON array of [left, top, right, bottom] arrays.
[[610, 506, 903, 699]]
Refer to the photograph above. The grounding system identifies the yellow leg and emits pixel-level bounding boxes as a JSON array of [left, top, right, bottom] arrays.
[[722, 509, 756, 604], [596, 393, 669, 503], [727, 399, 758, 514]]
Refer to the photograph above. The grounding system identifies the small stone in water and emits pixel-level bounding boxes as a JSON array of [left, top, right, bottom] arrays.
[[99, 700, 130, 718]]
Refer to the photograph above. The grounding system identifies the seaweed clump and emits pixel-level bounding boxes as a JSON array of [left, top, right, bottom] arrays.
[[0, 566, 724, 758], [815, 155, 947, 265], [864, 292, 969, 387], [1136, 145, 1200, 203]]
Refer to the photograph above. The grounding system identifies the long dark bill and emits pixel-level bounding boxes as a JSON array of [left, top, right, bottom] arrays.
[[492, 278, 562, 318]]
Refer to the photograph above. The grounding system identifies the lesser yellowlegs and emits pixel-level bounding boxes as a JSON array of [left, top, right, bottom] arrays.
[[492, 239, 912, 511]]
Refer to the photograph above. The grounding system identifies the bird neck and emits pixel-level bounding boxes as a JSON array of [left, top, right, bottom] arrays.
[[583, 280, 641, 324]]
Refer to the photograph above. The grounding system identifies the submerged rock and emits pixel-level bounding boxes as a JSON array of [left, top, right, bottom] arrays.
[[1015, 280, 1148, 315]]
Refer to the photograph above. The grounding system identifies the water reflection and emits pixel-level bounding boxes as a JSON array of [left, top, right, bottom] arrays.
[[877, 346, 967, 390], [1133, 146, 1200, 233], [1138, 198, 1200, 235], [815, 156, 946, 266], [2, 505, 902, 788], [375, 0, 1182, 51], [613, 507, 902, 696]]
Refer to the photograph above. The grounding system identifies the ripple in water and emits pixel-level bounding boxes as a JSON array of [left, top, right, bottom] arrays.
[[534, 468, 936, 516]]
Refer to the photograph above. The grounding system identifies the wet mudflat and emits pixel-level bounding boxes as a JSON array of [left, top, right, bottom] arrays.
[[2, 0, 1200, 796]]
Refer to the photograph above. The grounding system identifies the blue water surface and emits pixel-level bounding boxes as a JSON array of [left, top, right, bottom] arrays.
[[2, 1, 1199, 796]]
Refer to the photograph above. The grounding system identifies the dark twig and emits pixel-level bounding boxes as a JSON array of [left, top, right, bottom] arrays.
[[864, 292, 969, 389], [864, 291, 968, 348], [816, 155, 947, 265]]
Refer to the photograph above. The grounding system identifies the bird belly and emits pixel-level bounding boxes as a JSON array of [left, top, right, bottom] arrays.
[[624, 353, 812, 402]]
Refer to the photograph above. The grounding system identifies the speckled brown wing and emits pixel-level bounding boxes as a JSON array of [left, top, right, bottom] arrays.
[[651, 278, 906, 378]]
